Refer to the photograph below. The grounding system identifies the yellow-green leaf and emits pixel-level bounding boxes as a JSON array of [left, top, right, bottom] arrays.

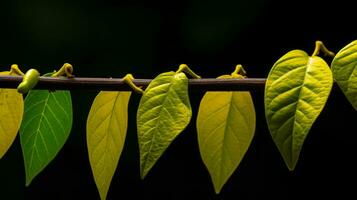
[[87, 91, 131, 200], [265, 50, 333, 170], [197, 74, 255, 193], [0, 71, 24, 159], [331, 40, 357, 110], [137, 71, 191, 178]]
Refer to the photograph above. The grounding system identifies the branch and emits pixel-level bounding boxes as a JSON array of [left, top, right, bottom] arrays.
[[0, 76, 266, 91]]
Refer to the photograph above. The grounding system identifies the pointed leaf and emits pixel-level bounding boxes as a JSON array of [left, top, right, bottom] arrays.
[[265, 50, 333, 170], [197, 74, 256, 193], [331, 40, 357, 110], [87, 91, 131, 200], [0, 71, 24, 159], [20, 90, 73, 185], [137, 71, 191, 178]]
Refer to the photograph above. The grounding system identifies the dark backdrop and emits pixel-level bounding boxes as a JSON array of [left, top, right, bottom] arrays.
[[0, 0, 356, 199]]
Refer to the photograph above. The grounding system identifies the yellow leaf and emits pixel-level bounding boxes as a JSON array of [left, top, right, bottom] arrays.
[[86, 91, 131, 200], [0, 71, 24, 159], [197, 74, 256, 193]]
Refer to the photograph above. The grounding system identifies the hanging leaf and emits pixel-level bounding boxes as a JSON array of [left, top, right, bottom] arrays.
[[20, 90, 73, 185], [197, 74, 256, 194], [331, 40, 357, 110], [0, 71, 24, 159], [87, 91, 131, 200], [137, 71, 191, 178], [265, 50, 333, 170]]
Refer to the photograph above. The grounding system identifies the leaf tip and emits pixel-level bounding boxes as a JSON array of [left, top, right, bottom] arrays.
[[285, 159, 297, 172], [140, 174, 146, 180], [25, 178, 32, 187], [287, 163, 297, 171], [214, 185, 223, 195], [140, 160, 155, 180], [25, 170, 36, 187], [99, 191, 108, 200], [212, 176, 226, 195], [140, 168, 148, 180]]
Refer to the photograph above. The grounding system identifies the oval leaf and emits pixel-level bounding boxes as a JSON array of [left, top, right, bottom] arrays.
[[197, 74, 256, 193], [87, 91, 131, 200], [137, 71, 191, 178], [0, 71, 24, 159], [265, 50, 333, 170], [20, 90, 73, 185], [331, 40, 357, 110]]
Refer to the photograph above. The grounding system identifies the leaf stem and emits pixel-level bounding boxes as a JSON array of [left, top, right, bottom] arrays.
[[51, 63, 74, 78], [9, 64, 25, 76], [311, 41, 335, 57], [231, 64, 247, 76], [123, 74, 144, 94], [231, 64, 247, 78], [176, 64, 201, 79]]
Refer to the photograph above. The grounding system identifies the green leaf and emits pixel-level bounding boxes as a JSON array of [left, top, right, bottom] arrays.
[[20, 90, 73, 185], [265, 50, 333, 170], [196, 74, 256, 194], [331, 40, 357, 110], [137, 71, 191, 178], [87, 91, 131, 200], [0, 71, 24, 159]]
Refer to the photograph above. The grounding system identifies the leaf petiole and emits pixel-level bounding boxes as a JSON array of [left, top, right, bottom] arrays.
[[231, 64, 247, 78], [9, 64, 25, 76], [51, 63, 74, 78], [311, 40, 335, 57], [123, 74, 144, 94], [176, 64, 201, 79]]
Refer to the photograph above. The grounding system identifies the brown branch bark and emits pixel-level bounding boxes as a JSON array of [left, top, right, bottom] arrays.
[[0, 76, 266, 91]]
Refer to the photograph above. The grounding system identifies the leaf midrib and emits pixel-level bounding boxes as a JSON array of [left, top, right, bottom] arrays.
[[141, 74, 181, 175], [91, 93, 121, 168], [100, 93, 120, 181], [215, 92, 249, 187], [27, 92, 50, 182], [289, 57, 311, 165], [213, 92, 233, 187]]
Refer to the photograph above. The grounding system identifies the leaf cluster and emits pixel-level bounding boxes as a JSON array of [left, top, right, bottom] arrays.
[[0, 40, 356, 199]]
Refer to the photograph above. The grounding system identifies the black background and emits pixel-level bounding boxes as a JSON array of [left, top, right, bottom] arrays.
[[0, 0, 356, 199]]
